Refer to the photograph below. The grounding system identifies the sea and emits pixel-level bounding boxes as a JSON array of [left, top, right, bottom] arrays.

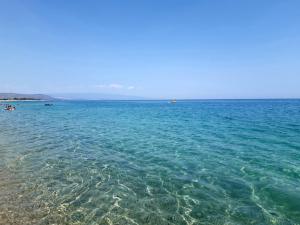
[[0, 100, 299, 225]]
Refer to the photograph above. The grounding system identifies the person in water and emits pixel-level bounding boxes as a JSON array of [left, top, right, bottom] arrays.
[[4, 105, 16, 111]]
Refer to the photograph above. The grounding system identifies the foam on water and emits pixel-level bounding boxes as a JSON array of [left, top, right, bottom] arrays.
[[0, 100, 299, 224]]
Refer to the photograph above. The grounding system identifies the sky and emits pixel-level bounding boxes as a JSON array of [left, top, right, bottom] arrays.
[[0, 0, 299, 99]]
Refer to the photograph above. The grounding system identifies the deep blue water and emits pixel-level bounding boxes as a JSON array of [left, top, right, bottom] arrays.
[[0, 100, 300, 225]]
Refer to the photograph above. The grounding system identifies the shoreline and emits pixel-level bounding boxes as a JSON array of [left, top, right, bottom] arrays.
[[0, 100, 47, 102]]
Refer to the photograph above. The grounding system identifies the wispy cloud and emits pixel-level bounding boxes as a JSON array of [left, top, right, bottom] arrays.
[[127, 86, 135, 90], [93, 83, 135, 90], [108, 84, 123, 89], [94, 84, 106, 88]]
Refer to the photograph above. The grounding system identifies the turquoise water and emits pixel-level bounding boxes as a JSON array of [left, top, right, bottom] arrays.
[[0, 100, 299, 225]]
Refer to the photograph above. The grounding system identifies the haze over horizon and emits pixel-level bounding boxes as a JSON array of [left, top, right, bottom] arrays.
[[1, 0, 300, 99]]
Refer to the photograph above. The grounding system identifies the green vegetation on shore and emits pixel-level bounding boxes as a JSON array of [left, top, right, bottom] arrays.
[[0, 93, 54, 101], [0, 97, 40, 100]]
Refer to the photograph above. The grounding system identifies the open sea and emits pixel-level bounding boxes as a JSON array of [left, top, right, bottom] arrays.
[[0, 100, 299, 225]]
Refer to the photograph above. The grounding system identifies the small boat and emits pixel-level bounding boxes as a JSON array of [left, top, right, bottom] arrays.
[[170, 99, 177, 104], [44, 103, 53, 106]]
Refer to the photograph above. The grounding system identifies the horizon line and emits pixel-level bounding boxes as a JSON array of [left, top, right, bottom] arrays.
[[53, 98, 300, 101]]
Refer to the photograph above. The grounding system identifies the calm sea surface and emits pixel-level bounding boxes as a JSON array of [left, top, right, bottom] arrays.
[[0, 100, 299, 225]]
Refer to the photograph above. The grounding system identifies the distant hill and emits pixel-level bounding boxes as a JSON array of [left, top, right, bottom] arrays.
[[0, 93, 55, 100]]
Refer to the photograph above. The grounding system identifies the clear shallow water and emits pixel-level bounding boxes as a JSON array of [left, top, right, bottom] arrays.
[[0, 100, 299, 225]]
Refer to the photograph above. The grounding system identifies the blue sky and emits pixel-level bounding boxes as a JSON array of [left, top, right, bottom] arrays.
[[0, 0, 299, 99]]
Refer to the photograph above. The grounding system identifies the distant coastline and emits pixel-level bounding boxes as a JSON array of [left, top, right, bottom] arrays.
[[0, 93, 55, 101], [0, 99, 47, 102], [0, 98, 44, 101]]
